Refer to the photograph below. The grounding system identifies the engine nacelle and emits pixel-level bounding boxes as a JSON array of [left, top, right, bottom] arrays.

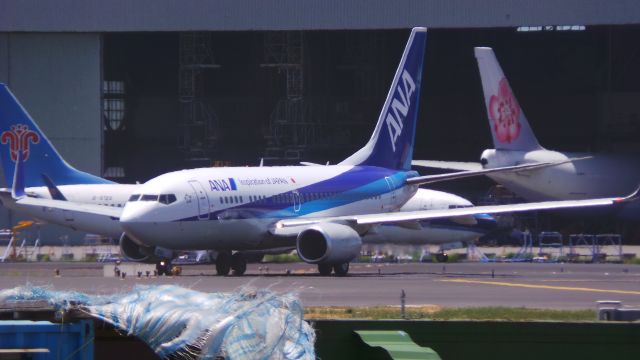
[[296, 223, 362, 264], [119, 233, 160, 263]]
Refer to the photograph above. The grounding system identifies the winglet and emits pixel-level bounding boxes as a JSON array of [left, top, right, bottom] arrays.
[[11, 148, 25, 199], [614, 184, 640, 203], [41, 173, 68, 201]]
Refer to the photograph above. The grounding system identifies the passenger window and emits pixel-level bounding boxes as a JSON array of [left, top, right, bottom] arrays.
[[128, 194, 140, 202]]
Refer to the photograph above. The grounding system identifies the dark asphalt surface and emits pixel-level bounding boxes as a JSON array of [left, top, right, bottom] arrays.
[[1, 261, 639, 309]]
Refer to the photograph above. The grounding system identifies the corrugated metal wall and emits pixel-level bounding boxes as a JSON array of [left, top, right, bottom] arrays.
[[0, 0, 639, 32], [0, 33, 102, 179], [0, 33, 102, 243]]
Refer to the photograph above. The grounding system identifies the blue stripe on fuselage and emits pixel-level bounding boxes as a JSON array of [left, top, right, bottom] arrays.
[[178, 167, 417, 221]]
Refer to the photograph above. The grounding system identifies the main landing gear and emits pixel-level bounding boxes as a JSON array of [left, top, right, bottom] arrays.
[[317, 262, 350, 277], [215, 251, 247, 276], [435, 252, 449, 263]]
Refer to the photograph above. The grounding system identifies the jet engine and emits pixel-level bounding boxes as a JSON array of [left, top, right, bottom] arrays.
[[296, 223, 362, 264], [119, 233, 157, 262]]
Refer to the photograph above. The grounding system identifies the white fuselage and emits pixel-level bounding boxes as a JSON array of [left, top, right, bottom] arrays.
[[0, 184, 140, 237], [481, 149, 640, 201], [120, 165, 494, 251], [0, 170, 494, 249], [121, 165, 416, 250], [362, 188, 495, 245]]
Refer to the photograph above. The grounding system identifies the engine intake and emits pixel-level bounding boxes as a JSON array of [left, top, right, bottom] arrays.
[[296, 223, 362, 264], [120, 233, 157, 263]]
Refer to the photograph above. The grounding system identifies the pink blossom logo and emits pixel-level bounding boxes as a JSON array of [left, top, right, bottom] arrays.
[[0, 124, 40, 162], [488, 78, 521, 143]]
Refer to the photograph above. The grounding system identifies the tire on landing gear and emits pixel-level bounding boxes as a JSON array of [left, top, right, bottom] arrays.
[[216, 251, 232, 276], [333, 262, 349, 277], [231, 252, 247, 276], [435, 253, 449, 263], [317, 263, 333, 276]]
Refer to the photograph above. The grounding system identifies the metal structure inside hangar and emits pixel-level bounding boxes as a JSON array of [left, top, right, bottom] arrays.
[[102, 27, 640, 187], [2, 0, 640, 243]]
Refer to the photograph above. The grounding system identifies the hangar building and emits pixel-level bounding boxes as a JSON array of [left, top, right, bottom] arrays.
[[1, 0, 639, 244]]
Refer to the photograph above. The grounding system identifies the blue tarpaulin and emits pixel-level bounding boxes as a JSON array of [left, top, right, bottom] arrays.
[[0, 285, 315, 359]]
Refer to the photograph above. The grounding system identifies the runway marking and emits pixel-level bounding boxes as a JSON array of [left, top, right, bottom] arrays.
[[441, 279, 640, 295]]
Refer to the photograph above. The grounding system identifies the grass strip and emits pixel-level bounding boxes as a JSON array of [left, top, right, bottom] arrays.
[[305, 305, 596, 321]]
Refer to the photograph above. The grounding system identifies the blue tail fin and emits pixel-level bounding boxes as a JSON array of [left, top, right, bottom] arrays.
[[0, 84, 113, 187], [340, 27, 427, 170]]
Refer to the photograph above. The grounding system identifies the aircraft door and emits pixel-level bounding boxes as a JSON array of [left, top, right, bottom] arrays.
[[292, 191, 301, 212], [188, 180, 211, 220]]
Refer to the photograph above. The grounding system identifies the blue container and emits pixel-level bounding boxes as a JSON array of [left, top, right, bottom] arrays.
[[0, 320, 93, 360]]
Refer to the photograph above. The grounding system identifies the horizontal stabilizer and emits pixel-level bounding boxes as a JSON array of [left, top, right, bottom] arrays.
[[409, 156, 593, 185], [412, 160, 482, 171]]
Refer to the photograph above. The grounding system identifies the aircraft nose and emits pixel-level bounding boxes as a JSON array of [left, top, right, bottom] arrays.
[[120, 204, 155, 244]]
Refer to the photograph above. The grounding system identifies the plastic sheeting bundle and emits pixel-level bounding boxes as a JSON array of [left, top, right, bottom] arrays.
[[0, 284, 315, 359]]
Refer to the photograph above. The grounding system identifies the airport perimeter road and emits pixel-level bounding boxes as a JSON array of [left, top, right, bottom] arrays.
[[0, 262, 639, 309]]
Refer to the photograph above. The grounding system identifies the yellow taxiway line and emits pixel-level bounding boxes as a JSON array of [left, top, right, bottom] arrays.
[[441, 279, 640, 295]]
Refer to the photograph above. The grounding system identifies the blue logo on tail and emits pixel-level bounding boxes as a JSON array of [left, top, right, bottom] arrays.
[[385, 69, 417, 152], [0, 83, 114, 187], [340, 28, 427, 171]]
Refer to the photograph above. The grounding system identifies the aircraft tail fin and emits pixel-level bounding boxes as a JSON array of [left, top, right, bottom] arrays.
[[474, 47, 542, 151], [0, 84, 114, 187], [42, 174, 68, 201], [340, 27, 427, 170]]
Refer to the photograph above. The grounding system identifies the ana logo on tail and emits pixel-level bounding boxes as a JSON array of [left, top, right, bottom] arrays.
[[489, 78, 521, 144], [0, 124, 40, 162], [386, 69, 416, 152]]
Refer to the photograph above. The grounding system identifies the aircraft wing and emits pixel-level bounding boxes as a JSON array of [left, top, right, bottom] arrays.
[[406, 161, 557, 185], [14, 197, 123, 219], [272, 188, 638, 235], [412, 160, 483, 171], [407, 157, 592, 186]]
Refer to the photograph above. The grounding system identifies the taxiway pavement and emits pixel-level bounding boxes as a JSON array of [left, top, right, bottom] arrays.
[[0, 262, 639, 309]]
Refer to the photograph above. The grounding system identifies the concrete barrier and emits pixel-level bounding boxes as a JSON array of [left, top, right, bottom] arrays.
[[103, 263, 156, 278]]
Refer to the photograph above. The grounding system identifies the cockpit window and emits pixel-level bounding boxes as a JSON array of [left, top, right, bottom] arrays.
[[128, 194, 141, 202], [159, 194, 177, 205], [140, 194, 159, 201]]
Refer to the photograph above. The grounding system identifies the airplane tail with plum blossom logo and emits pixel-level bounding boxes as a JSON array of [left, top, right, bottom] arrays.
[[474, 47, 543, 151], [0, 83, 114, 187]]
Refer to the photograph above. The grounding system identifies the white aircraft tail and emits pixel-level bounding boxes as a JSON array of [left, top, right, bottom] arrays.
[[475, 47, 542, 151]]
